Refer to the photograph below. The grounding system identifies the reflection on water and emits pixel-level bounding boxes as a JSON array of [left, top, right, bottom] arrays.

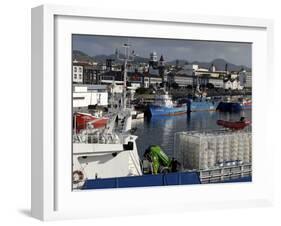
[[133, 111, 252, 158]]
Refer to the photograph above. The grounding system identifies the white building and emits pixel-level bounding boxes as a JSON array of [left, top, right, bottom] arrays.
[[223, 79, 244, 90], [224, 80, 233, 90], [209, 64, 216, 72], [238, 70, 247, 87], [73, 85, 108, 108], [209, 78, 224, 88], [173, 75, 193, 87], [230, 73, 238, 79], [150, 52, 158, 62], [73, 65, 83, 83], [245, 72, 252, 88], [143, 76, 162, 88], [232, 80, 239, 90]]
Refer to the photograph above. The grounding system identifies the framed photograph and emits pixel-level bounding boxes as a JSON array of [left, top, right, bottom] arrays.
[[31, 4, 274, 221]]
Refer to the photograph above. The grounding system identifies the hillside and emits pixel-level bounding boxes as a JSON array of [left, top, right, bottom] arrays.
[[73, 50, 251, 72]]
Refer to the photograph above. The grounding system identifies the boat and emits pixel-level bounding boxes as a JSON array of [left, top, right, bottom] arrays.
[[216, 97, 252, 112], [82, 138, 252, 189], [148, 92, 187, 116], [217, 118, 251, 130], [80, 129, 252, 190], [131, 110, 144, 120], [240, 98, 252, 110], [74, 112, 109, 133], [73, 110, 142, 189], [216, 101, 241, 112], [186, 98, 218, 112], [185, 79, 218, 112], [82, 171, 251, 189], [73, 41, 143, 189]]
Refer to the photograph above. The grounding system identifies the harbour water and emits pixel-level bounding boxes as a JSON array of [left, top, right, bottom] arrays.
[[133, 110, 252, 158]]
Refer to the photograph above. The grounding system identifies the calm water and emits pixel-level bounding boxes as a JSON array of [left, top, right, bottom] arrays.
[[133, 110, 252, 158]]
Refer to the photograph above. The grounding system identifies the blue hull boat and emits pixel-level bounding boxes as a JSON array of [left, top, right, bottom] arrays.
[[187, 100, 218, 112], [148, 104, 187, 116], [216, 102, 242, 113]]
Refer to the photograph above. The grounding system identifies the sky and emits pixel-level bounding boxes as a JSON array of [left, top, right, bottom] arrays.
[[72, 34, 252, 67]]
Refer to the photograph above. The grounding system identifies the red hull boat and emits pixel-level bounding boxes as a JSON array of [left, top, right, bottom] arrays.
[[74, 112, 109, 132], [217, 118, 251, 130]]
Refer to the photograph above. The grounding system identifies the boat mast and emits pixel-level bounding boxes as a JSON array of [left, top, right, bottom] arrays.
[[116, 40, 136, 109]]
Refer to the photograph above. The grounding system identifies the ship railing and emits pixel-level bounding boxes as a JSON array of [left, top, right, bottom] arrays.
[[199, 163, 252, 183], [73, 132, 121, 144]]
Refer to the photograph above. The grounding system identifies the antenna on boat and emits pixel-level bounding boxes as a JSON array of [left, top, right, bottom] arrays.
[[115, 38, 136, 109]]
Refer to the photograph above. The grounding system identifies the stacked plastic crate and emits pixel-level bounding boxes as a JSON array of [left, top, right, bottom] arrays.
[[173, 131, 252, 170]]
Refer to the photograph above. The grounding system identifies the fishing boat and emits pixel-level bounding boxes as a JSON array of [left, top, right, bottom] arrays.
[[216, 101, 242, 112], [73, 41, 143, 189], [185, 78, 218, 112], [82, 131, 252, 189], [216, 97, 252, 113], [186, 98, 218, 112], [148, 92, 187, 116], [73, 110, 142, 189]]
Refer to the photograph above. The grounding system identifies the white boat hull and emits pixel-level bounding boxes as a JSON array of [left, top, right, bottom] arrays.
[[73, 135, 142, 188]]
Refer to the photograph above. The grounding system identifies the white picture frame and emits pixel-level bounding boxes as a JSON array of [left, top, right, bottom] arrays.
[[31, 4, 274, 221]]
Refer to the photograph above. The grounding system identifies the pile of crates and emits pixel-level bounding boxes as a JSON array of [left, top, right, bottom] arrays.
[[174, 130, 252, 170]]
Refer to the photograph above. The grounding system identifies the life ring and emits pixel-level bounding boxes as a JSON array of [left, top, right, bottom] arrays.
[[73, 170, 84, 184]]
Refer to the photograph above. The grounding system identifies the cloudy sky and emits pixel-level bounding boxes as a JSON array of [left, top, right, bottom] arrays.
[[72, 34, 252, 67]]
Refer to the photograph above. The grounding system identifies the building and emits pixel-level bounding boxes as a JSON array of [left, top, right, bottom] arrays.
[[143, 75, 162, 88], [245, 72, 252, 88], [224, 80, 233, 90], [99, 71, 124, 85], [174, 75, 194, 87], [177, 64, 197, 76], [168, 74, 194, 87], [73, 84, 108, 109], [223, 78, 244, 90], [73, 63, 83, 83], [177, 64, 223, 78], [209, 78, 224, 88], [238, 70, 252, 88], [209, 64, 216, 72], [83, 65, 98, 84], [149, 52, 158, 66], [73, 60, 103, 84]]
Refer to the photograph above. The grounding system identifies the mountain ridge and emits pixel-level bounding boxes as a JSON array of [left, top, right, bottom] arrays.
[[73, 50, 251, 72]]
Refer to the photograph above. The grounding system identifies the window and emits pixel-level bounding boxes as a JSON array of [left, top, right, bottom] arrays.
[[79, 67, 82, 72], [74, 67, 77, 72], [74, 74, 77, 79], [73, 97, 85, 100]]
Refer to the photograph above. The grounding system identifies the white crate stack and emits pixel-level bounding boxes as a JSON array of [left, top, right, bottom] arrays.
[[173, 131, 252, 170]]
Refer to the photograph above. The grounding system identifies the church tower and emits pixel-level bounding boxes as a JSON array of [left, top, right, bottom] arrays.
[[159, 55, 165, 84]]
